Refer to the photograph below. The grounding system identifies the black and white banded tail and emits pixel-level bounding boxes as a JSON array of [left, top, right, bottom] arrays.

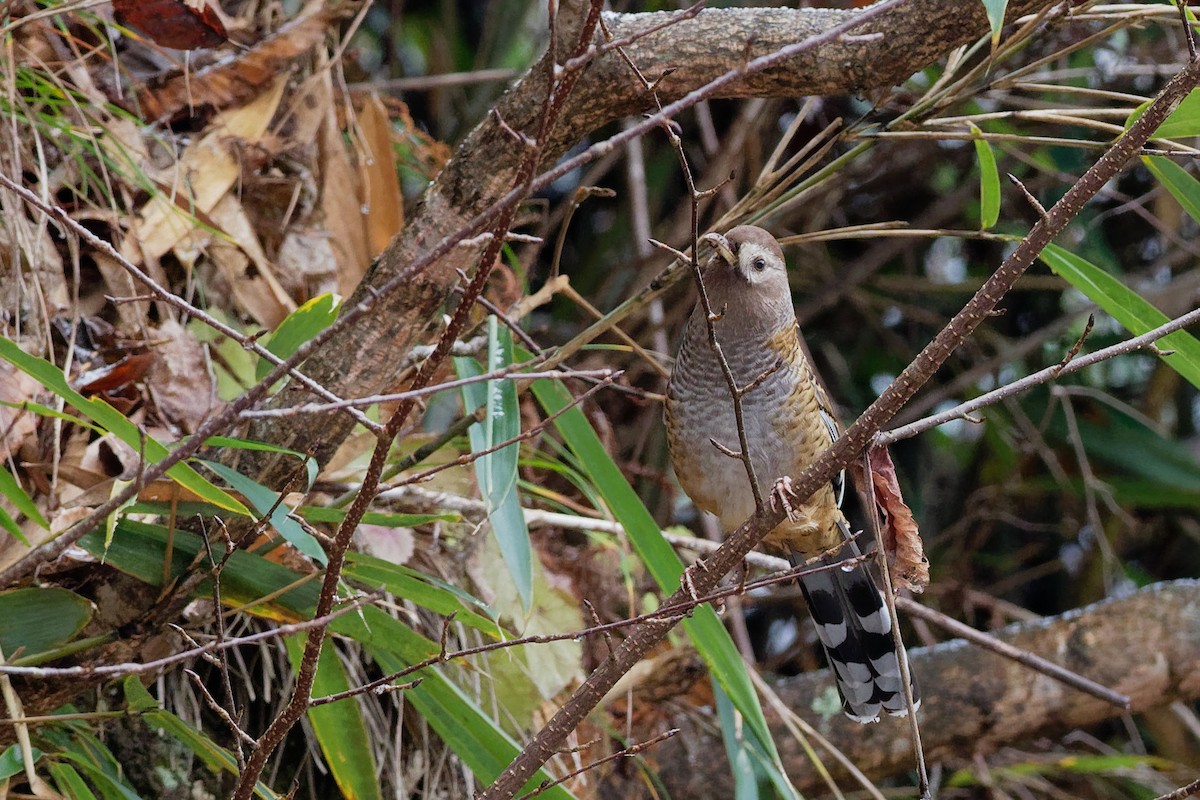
[[793, 538, 919, 724]]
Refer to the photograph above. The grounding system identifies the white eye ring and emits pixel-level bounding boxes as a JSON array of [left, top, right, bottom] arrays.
[[752, 257, 767, 271]]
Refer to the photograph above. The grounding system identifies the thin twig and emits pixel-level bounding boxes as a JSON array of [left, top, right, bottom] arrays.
[[861, 449, 928, 797], [238, 368, 613, 418], [895, 597, 1131, 709], [877, 305, 1200, 444]]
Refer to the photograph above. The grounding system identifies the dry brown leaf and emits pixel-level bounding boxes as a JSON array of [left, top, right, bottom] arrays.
[[354, 524, 415, 566], [277, 228, 340, 295], [0, 362, 42, 462], [317, 78, 371, 294], [146, 319, 221, 433], [868, 445, 929, 593], [355, 93, 405, 257], [129, 76, 288, 261], [131, 0, 333, 121], [203, 194, 296, 327]]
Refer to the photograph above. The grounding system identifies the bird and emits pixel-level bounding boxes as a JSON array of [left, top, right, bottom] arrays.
[[663, 225, 918, 723]]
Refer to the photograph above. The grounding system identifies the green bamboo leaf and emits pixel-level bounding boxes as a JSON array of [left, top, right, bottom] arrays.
[[90, 520, 572, 797], [203, 436, 318, 487], [528, 375, 796, 796], [255, 292, 341, 381], [1040, 244, 1200, 389], [981, 0, 1009, 45], [0, 399, 104, 434], [1126, 88, 1200, 139], [0, 462, 44, 543], [1143, 155, 1200, 225], [56, 748, 141, 799], [48, 762, 101, 800], [127, 703, 281, 797], [343, 552, 501, 634], [358, 608, 575, 800], [971, 123, 1001, 229], [284, 636, 381, 800], [0, 587, 93, 663], [0, 337, 249, 516], [198, 460, 326, 564], [455, 317, 532, 609], [0, 743, 37, 781]]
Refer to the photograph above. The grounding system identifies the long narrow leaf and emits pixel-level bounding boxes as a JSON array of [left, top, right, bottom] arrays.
[[84, 520, 570, 797], [1040, 244, 1200, 389], [1143, 155, 1200, 225], [198, 459, 326, 563], [971, 123, 1001, 229], [454, 317, 532, 609], [284, 636, 381, 800], [981, 0, 1009, 45]]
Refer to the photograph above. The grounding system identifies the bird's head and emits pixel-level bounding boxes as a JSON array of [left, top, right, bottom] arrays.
[[700, 225, 790, 301]]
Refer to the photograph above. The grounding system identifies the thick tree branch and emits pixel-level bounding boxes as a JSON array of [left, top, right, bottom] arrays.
[[230, 0, 1066, 489], [645, 580, 1200, 795]]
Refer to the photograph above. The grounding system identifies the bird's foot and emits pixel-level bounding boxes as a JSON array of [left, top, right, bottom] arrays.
[[769, 476, 801, 522], [679, 564, 703, 610]]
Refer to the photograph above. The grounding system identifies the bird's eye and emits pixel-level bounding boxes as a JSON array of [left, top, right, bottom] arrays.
[[752, 257, 767, 271]]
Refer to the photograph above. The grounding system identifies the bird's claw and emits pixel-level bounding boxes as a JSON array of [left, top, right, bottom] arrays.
[[679, 565, 703, 608], [770, 476, 801, 522]]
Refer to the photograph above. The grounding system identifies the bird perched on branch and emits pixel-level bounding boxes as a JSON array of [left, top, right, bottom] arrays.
[[664, 225, 918, 723]]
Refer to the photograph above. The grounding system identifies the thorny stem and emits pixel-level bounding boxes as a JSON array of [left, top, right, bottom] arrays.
[[477, 51, 1200, 800]]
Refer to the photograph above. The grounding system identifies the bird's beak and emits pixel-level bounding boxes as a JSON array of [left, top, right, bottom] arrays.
[[701, 232, 736, 265]]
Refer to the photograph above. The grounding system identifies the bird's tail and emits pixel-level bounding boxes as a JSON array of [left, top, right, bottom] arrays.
[[792, 539, 919, 724]]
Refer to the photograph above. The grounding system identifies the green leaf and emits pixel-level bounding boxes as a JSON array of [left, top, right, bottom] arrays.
[[1040, 244, 1200, 390], [0, 336, 249, 516], [454, 317, 532, 609], [0, 587, 93, 663], [971, 123, 1001, 229], [357, 608, 575, 800], [203, 436, 318, 487], [198, 459, 326, 564], [343, 551, 502, 634], [135, 706, 281, 798], [121, 675, 160, 712], [528, 374, 796, 796], [0, 461, 45, 543], [255, 292, 341, 381], [1126, 88, 1200, 139], [981, 0, 1009, 45], [284, 636, 381, 800], [0, 743, 39, 781], [89, 519, 573, 798], [0, 399, 105, 434], [49, 762, 101, 800], [1143, 155, 1200, 225]]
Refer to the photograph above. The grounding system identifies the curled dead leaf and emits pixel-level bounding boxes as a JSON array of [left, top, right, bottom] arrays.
[[867, 446, 929, 593]]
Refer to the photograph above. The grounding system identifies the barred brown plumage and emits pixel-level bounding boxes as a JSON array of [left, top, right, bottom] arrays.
[[664, 225, 918, 723]]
